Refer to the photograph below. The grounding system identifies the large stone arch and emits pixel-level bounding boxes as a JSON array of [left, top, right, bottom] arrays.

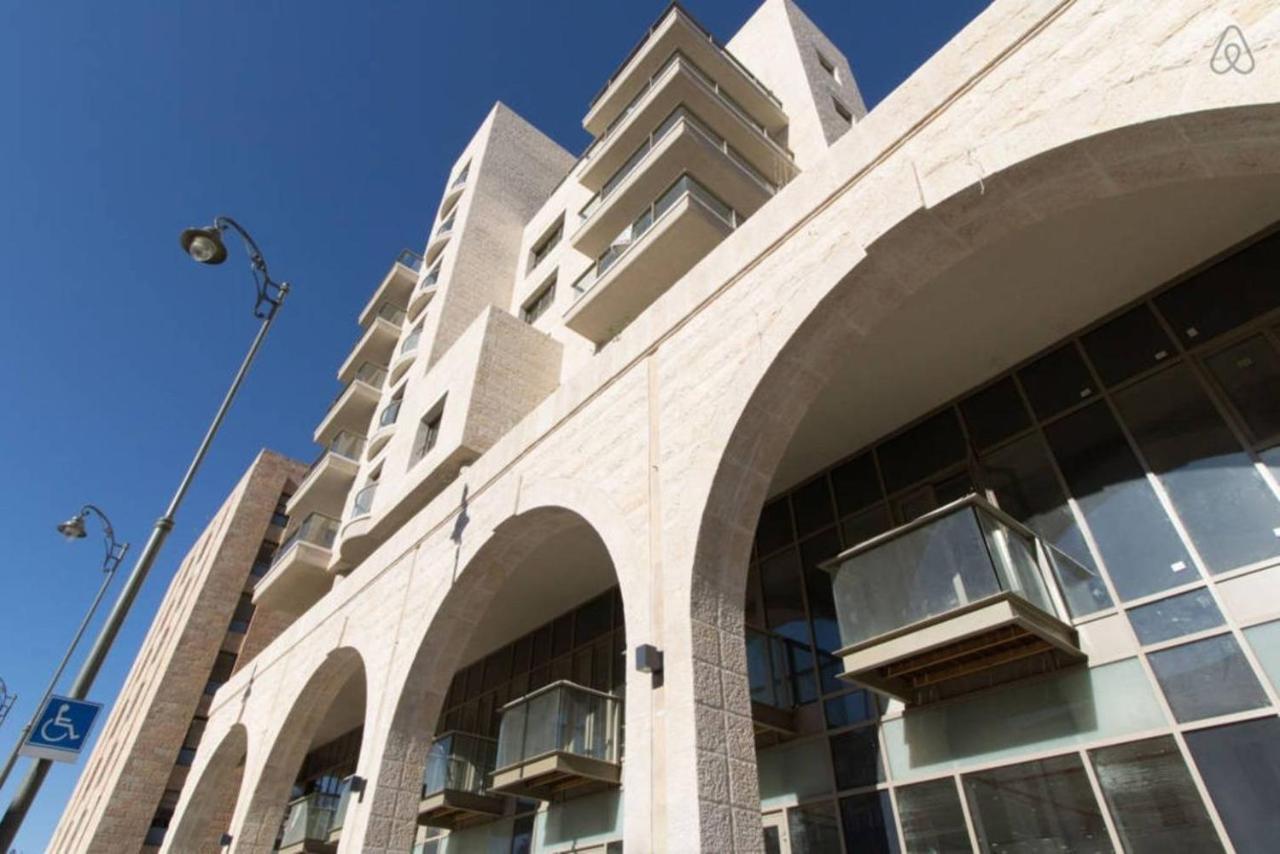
[[349, 477, 648, 853], [666, 102, 1280, 850], [231, 646, 367, 853], [162, 723, 248, 853]]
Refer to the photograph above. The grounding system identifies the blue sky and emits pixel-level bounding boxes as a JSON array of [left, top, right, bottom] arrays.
[[0, 1, 990, 848]]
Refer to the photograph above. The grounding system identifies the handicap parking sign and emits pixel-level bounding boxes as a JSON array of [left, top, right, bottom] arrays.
[[20, 695, 102, 763]]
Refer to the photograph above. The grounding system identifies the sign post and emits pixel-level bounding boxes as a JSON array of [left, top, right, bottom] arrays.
[[19, 696, 102, 764]]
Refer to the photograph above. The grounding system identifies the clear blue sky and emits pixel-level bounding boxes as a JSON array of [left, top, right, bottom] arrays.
[[0, 1, 990, 848]]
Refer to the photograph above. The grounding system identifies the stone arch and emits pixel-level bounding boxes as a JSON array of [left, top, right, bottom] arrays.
[[233, 646, 366, 853], [163, 723, 248, 853], [351, 478, 646, 853], [675, 103, 1280, 849]]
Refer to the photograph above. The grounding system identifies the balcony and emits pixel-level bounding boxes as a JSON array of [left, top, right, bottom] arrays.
[[424, 215, 455, 266], [574, 106, 776, 259], [418, 732, 505, 829], [565, 174, 739, 343], [278, 791, 341, 854], [355, 250, 421, 328], [389, 324, 422, 384], [338, 304, 404, 384], [367, 398, 402, 459], [286, 431, 364, 520], [408, 264, 441, 321], [583, 5, 786, 139], [252, 513, 339, 613], [313, 364, 385, 446], [579, 52, 795, 198], [488, 681, 622, 802], [745, 627, 806, 744], [824, 496, 1085, 706]]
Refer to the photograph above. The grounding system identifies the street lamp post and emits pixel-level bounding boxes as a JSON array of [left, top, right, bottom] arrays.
[[0, 507, 128, 794], [0, 217, 289, 849]]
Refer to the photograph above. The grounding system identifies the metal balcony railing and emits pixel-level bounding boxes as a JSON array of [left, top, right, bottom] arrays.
[[397, 248, 424, 272], [495, 681, 622, 771], [422, 732, 497, 798]]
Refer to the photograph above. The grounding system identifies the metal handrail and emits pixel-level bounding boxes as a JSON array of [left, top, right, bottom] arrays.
[[498, 679, 621, 712]]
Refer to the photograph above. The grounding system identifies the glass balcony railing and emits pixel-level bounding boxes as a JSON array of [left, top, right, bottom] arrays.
[[352, 483, 378, 517], [378, 398, 402, 429], [328, 781, 354, 841], [421, 265, 441, 290], [274, 513, 340, 563], [401, 325, 422, 355], [376, 302, 407, 327], [450, 165, 469, 189], [423, 732, 497, 798], [397, 248, 424, 272], [328, 430, 365, 461], [495, 681, 622, 771], [572, 173, 739, 300], [354, 362, 387, 388], [828, 496, 1066, 649], [278, 792, 341, 849]]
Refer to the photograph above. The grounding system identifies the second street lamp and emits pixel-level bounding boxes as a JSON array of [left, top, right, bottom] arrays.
[[0, 216, 291, 849]]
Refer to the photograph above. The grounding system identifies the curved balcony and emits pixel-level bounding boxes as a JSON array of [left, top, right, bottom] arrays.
[[313, 364, 386, 446], [489, 681, 622, 801], [824, 495, 1085, 705], [286, 431, 365, 520], [389, 326, 422, 385], [253, 513, 340, 613], [337, 483, 379, 566], [408, 265, 441, 321], [424, 215, 455, 266], [419, 732, 505, 829], [356, 250, 420, 328], [366, 398, 402, 459]]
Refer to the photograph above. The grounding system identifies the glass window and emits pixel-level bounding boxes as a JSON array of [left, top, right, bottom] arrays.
[[758, 739, 835, 808], [574, 593, 613, 644], [963, 754, 1113, 852], [1243, 619, 1280, 693], [787, 802, 842, 854], [829, 726, 883, 790], [1154, 230, 1280, 347], [521, 277, 557, 324], [1089, 736, 1223, 854], [877, 410, 967, 494], [896, 778, 971, 854], [980, 433, 1111, 616], [757, 498, 794, 557], [799, 529, 841, 654], [1113, 363, 1280, 573], [830, 453, 882, 516], [1018, 343, 1097, 420], [792, 476, 835, 538], [1044, 402, 1193, 601], [838, 791, 900, 854], [823, 690, 881, 729], [841, 504, 892, 549], [1081, 305, 1175, 387], [959, 377, 1031, 450], [1147, 633, 1269, 722], [759, 548, 810, 645], [1127, 588, 1224, 646], [1185, 716, 1280, 852], [1204, 334, 1280, 442]]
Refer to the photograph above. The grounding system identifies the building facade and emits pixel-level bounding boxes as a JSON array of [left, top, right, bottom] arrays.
[[53, 0, 1280, 851], [49, 451, 308, 853]]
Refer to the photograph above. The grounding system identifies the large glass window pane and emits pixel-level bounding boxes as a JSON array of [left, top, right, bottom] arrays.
[[1154, 230, 1280, 347], [759, 548, 810, 645], [831, 453, 882, 516], [1114, 363, 1280, 572], [1081, 305, 1175, 387], [787, 802, 842, 854], [792, 476, 835, 538], [829, 726, 884, 790], [980, 433, 1112, 617], [758, 738, 836, 808], [800, 529, 841, 654], [838, 791, 900, 854], [1204, 334, 1280, 442], [841, 503, 892, 549], [1243, 619, 1280, 693], [1126, 588, 1224, 646], [1147, 633, 1269, 722], [757, 498, 795, 557], [1044, 402, 1193, 601], [896, 778, 972, 853], [1089, 736, 1223, 854], [1185, 717, 1280, 852], [1018, 343, 1097, 420], [823, 690, 881, 729], [963, 754, 1113, 853], [878, 410, 967, 494], [960, 378, 1030, 450]]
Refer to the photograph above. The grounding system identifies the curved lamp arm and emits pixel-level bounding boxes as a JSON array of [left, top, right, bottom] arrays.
[[211, 216, 288, 319], [76, 504, 128, 573]]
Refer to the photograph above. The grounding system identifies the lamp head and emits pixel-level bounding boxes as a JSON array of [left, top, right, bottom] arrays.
[[180, 225, 228, 265], [57, 514, 87, 540]]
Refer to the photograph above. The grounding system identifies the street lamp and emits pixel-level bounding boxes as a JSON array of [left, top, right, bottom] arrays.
[[0, 216, 290, 848], [0, 507, 129, 794]]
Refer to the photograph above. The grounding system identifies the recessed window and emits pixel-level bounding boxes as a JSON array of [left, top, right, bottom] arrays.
[[816, 51, 839, 83], [832, 97, 853, 124], [451, 160, 470, 189], [529, 216, 564, 270], [521, 276, 557, 325], [411, 401, 445, 465]]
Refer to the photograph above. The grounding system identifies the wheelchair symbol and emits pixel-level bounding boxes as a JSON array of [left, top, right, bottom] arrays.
[[40, 704, 80, 744]]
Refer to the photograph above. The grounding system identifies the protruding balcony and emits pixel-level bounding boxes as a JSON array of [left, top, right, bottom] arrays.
[[253, 513, 340, 612], [489, 681, 622, 802], [338, 303, 405, 384], [580, 52, 794, 198], [425, 214, 455, 266], [408, 263, 441, 321], [745, 627, 804, 744], [824, 495, 1085, 706], [565, 174, 739, 343], [286, 431, 365, 521], [418, 732, 505, 829], [367, 398, 402, 459], [584, 5, 786, 140], [355, 249, 421, 329], [278, 791, 341, 854], [389, 324, 422, 385], [313, 363, 385, 446]]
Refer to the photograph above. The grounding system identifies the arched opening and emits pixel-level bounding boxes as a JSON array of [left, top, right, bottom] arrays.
[[362, 504, 633, 854], [164, 724, 249, 853], [235, 647, 367, 853], [691, 111, 1280, 853]]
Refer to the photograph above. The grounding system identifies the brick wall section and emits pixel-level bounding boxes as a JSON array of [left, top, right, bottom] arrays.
[[48, 450, 307, 854]]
